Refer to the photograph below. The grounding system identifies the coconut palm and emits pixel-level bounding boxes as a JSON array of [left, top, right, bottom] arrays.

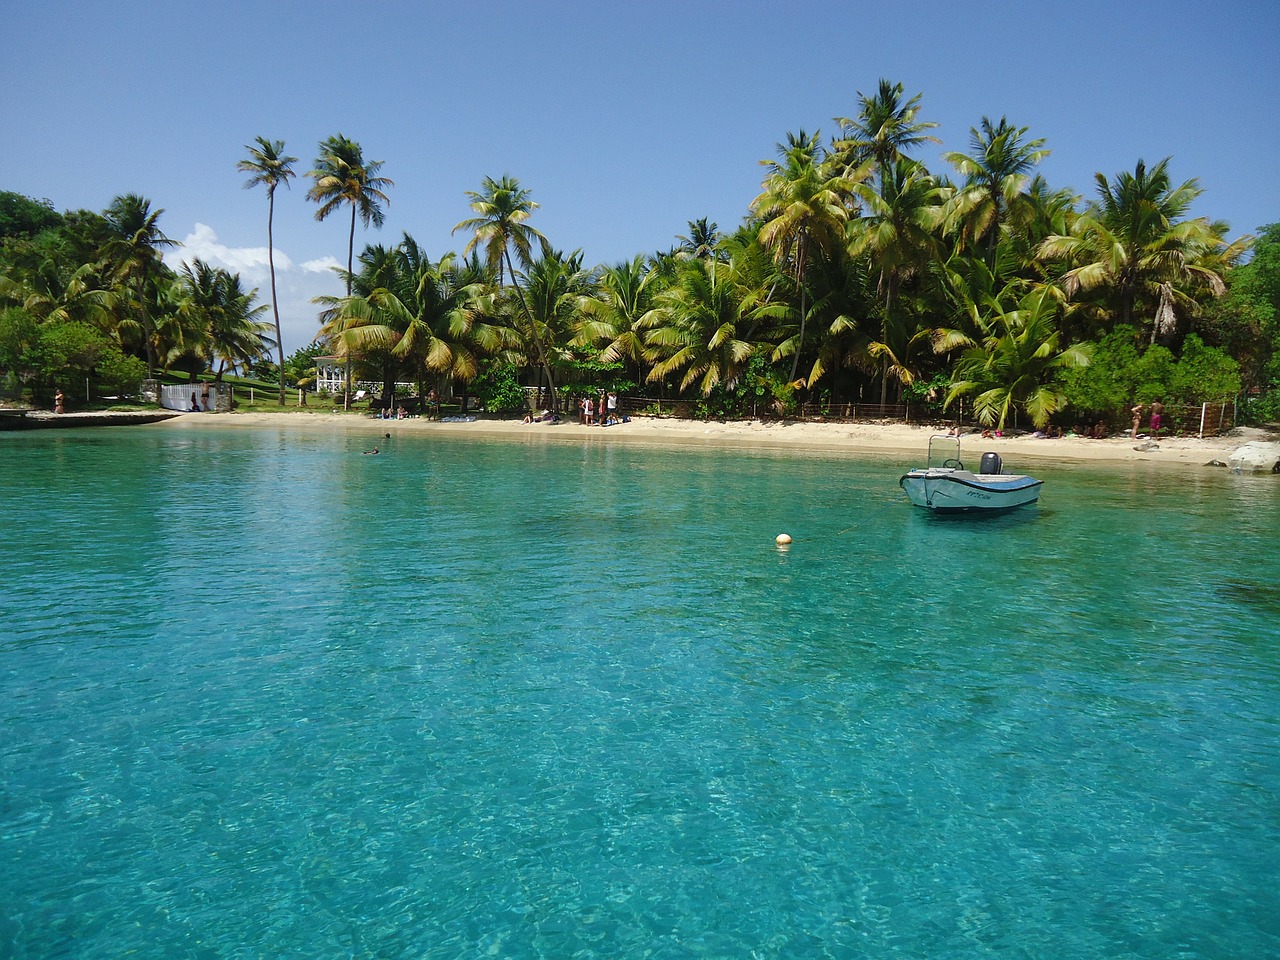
[[179, 259, 273, 380], [1037, 158, 1232, 343], [238, 136, 298, 404], [307, 135, 393, 406], [942, 116, 1050, 267], [452, 175, 561, 408], [646, 258, 777, 397], [11, 260, 113, 332], [945, 282, 1092, 429], [848, 158, 946, 403], [675, 218, 722, 261], [833, 79, 939, 177], [519, 243, 595, 397], [102, 194, 177, 375], [321, 236, 502, 405], [307, 135, 394, 294], [577, 255, 662, 384], [452, 175, 545, 289], [753, 130, 867, 379]]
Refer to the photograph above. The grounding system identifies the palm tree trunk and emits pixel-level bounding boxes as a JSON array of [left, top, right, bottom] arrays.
[[268, 190, 285, 406], [139, 269, 155, 377], [343, 204, 356, 411], [788, 233, 808, 381], [505, 251, 559, 412]]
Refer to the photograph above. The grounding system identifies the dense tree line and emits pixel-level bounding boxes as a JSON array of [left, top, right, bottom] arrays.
[[3, 81, 1277, 425]]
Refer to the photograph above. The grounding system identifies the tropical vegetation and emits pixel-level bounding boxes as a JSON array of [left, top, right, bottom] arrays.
[[2, 92, 1274, 427]]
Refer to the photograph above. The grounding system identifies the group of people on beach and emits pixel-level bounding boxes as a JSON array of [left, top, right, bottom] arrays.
[[579, 391, 622, 426]]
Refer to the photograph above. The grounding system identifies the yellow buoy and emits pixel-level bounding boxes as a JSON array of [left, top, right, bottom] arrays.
[[775, 533, 792, 546]]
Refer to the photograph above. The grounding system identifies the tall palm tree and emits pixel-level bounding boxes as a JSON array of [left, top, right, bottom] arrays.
[[307, 134, 393, 405], [452, 175, 560, 408], [102, 194, 176, 376], [452, 174, 545, 288], [942, 116, 1050, 267], [238, 136, 298, 405], [307, 135, 394, 293], [848, 159, 946, 403], [753, 130, 866, 379], [1037, 158, 1231, 342]]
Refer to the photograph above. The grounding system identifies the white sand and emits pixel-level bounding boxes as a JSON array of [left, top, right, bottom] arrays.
[[163, 410, 1273, 469]]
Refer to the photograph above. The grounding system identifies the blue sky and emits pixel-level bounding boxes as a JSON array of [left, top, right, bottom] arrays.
[[7, 0, 1277, 353]]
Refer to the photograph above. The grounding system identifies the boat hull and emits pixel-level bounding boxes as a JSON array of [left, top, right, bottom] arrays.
[[899, 469, 1043, 514]]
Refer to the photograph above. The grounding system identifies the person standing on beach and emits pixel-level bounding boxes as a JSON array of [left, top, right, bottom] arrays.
[[1130, 401, 1145, 439], [55, 389, 65, 414], [1149, 399, 1164, 439]]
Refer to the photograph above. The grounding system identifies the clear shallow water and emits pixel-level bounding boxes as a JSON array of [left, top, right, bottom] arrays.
[[2, 425, 1278, 959]]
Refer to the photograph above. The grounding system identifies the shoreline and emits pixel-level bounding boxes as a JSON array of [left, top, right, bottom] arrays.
[[154, 410, 1275, 469]]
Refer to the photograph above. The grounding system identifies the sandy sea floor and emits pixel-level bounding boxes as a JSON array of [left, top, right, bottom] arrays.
[[156, 408, 1277, 469]]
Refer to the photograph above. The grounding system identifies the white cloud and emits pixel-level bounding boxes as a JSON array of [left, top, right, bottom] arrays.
[[300, 256, 341, 274], [167, 223, 293, 281]]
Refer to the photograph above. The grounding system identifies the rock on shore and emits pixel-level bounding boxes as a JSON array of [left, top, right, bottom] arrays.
[[1228, 440, 1280, 473]]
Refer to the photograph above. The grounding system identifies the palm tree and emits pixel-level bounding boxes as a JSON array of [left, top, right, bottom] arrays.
[[646, 258, 777, 397], [320, 235, 502, 406], [452, 175, 561, 408], [577, 255, 662, 386], [944, 282, 1092, 429], [307, 135, 394, 293], [452, 175, 545, 288], [753, 130, 866, 379], [942, 116, 1050, 267], [833, 79, 939, 178], [519, 243, 595, 405], [307, 134, 393, 405], [848, 158, 946, 404], [102, 194, 176, 376], [675, 219, 721, 261], [1037, 158, 1232, 342], [238, 136, 298, 405], [11, 260, 113, 332], [179, 259, 273, 381], [797, 245, 877, 392]]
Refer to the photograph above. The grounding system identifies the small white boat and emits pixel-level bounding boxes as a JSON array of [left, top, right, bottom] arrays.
[[900, 435, 1043, 514]]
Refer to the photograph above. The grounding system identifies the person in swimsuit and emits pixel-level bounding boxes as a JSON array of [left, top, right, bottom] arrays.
[[1149, 400, 1164, 439], [1130, 402, 1145, 439]]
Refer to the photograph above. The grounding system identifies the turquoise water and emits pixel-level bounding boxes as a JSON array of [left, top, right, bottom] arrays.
[[2, 425, 1278, 959]]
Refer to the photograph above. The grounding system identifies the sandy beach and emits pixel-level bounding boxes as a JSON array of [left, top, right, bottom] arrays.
[[158, 409, 1275, 469]]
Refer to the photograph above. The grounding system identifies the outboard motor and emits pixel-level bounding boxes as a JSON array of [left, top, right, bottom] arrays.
[[980, 451, 1003, 475]]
